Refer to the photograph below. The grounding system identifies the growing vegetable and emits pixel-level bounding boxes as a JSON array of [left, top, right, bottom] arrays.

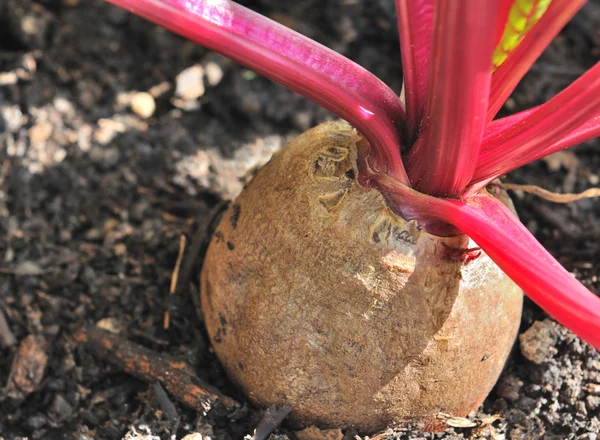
[[106, 0, 600, 432]]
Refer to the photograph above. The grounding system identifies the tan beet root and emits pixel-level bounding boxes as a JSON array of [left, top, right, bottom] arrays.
[[200, 121, 523, 433]]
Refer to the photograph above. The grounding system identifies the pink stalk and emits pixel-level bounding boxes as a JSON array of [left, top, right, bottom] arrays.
[[487, 0, 585, 122], [406, 0, 498, 197], [467, 113, 600, 196], [483, 107, 538, 139], [395, 0, 434, 141], [372, 172, 600, 350], [104, 0, 410, 184], [473, 62, 600, 186]]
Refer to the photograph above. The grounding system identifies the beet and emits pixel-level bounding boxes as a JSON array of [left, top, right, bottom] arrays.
[[201, 121, 523, 432]]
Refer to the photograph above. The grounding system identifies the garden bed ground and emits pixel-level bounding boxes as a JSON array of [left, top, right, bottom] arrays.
[[0, 0, 599, 439]]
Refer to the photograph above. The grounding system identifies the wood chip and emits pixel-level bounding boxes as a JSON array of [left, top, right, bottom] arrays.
[[164, 234, 187, 329], [436, 412, 478, 428], [0, 307, 17, 348], [5, 334, 49, 399], [74, 327, 240, 414]]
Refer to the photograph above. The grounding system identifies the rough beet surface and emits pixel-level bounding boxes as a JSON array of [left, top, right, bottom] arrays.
[[201, 121, 523, 433]]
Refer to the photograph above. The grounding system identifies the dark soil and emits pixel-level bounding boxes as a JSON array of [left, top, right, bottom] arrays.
[[0, 0, 599, 439]]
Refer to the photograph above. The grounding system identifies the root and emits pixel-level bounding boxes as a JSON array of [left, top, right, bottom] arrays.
[[497, 182, 600, 204]]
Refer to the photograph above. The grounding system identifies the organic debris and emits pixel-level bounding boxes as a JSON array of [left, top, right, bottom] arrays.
[[251, 405, 292, 440], [74, 327, 240, 414], [4, 334, 48, 400]]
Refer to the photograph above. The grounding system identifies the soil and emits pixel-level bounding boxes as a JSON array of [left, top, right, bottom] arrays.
[[0, 0, 598, 439]]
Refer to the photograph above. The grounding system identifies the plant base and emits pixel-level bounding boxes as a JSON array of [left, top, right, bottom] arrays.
[[200, 121, 523, 433]]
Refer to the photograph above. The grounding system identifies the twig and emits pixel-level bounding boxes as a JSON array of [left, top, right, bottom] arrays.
[[74, 327, 241, 414], [177, 200, 229, 321], [0, 307, 17, 348], [164, 234, 187, 329], [498, 183, 600, 204]]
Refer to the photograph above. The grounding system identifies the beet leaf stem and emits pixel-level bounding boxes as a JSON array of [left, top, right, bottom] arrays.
[[406, 0, 498, 198], [472, 62, 600, 188], [487, 0, 585, 122], [396, 0, 434, 142], [372, 172, 600, 350]]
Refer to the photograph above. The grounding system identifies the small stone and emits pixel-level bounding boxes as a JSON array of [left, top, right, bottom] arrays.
[[26, 414, 47, 430], [576, 400, 588, 418], [49, 394, 74, 423], [181, 434, 204, 440], [175, 65, 205, 101], [96, 318, 122, 334], [292, 111, 312, 131], [519, 319, 558, 364], [113, 243, 127, 256], [14, 261, 44, 276], [28, 121, 53, 144], [586, 395, 600, 411], [89, 146, 120, 168], [517, 396, 537, 412], [204, 61, 224, 86], [586, 383, 600, 395], [1, 106, 26, 132], [130, 92, 156, 119], [0, 71, 19, 85]]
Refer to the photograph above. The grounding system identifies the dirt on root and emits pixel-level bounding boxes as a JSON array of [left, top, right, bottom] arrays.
[[0, 0, 599, 439]]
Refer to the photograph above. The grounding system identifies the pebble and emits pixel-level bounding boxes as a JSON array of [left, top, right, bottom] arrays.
[[25, 414, 47, 430], [48, 394, 74, 423], [586, 383, 600, 395], [292, 111, 312, 131], [1, 106, 26, 132], [181, 434, 204, 440], [519, 319, 558, 364], [28, 121, 53, 144], [204, 61, 224, 87], [96, 317, 122, 334], [130, 92, 156, 119], [175, 65, 205, 101], [586, 395, 600, 411]]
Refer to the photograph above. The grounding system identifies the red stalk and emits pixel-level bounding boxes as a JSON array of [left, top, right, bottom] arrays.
[[487, 0, 585, 122], [406, 0, 498, 198], [473, 62, 600, 187], [104, 0, 410, 184], [483, 106, 538, 139], [372, 172, 600, 350], [492, 0, 514, 50], [395, 0, 434, 141]]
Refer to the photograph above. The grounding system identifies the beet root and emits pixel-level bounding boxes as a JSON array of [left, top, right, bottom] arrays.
[[200, 121, 523, 433]]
